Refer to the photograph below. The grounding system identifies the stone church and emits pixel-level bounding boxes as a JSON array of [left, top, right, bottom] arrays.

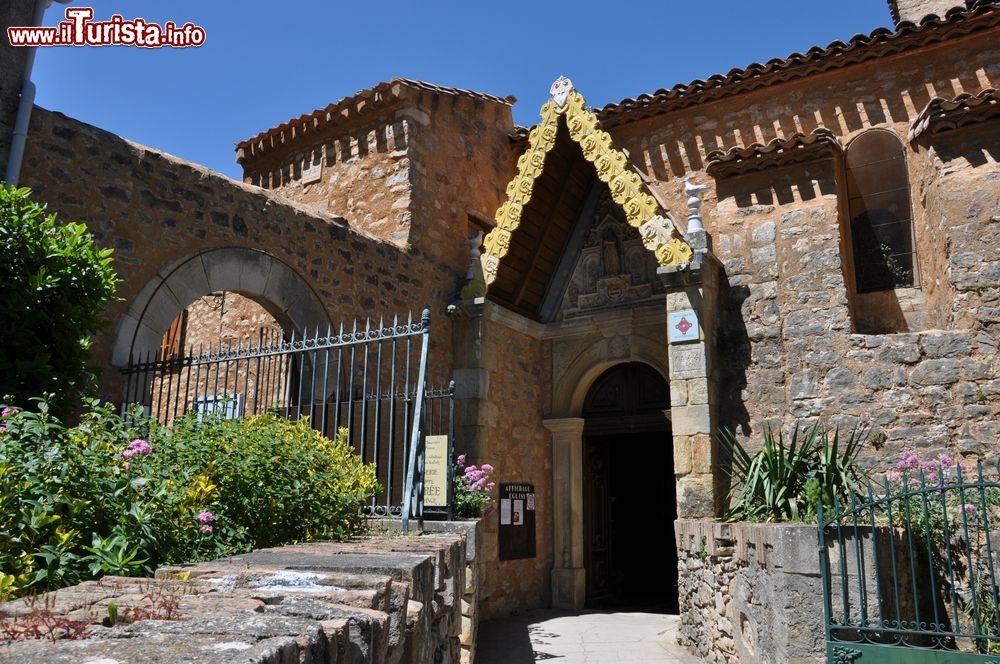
[[2, 0, 998, 620]]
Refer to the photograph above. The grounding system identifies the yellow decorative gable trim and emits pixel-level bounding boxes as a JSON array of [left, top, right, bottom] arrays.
[[478, 78, 693, 290]]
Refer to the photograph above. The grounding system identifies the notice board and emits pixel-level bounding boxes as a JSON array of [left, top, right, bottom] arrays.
[[498, 482, 536, 560]]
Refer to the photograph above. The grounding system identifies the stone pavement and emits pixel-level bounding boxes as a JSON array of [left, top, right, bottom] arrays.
[[477, 610, 704, 663]]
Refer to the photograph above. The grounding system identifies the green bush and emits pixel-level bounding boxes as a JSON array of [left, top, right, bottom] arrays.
[[0, 185, 119, 417], [718, 422, 869, 523], [0, 398, 378, 600]]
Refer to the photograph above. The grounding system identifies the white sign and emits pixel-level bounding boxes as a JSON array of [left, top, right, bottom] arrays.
[[423, 435, 448, 508], [668, 310, 700, 343], [500, 498, 512, 525]]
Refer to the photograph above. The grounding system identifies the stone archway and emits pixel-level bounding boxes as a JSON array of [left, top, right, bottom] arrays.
[[110, 247, 330, 367], [544, 336, 672, 610]]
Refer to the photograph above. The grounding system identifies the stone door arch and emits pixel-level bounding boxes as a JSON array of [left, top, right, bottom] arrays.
[[111, 247, 330, 367]]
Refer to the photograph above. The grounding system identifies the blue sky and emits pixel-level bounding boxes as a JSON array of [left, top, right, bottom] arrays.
[[31, 1, 892, 180]]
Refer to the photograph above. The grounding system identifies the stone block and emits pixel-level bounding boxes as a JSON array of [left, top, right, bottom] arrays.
[[790, 370, 819, 399], [910, 359, 962, 386], [672, 405, 712, 435], [670, 380, 689, 406], [919, 331, 971, 358], [670, 344, 707, 379], [677, 474, 715, 518], [751, 221, 776, 244], [823, 367, 857, 391], [674, 435, 693, 475], [687, 377, 710, 405], [691, 435, 713, 474]]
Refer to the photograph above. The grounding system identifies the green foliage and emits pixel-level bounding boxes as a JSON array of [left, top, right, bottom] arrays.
[[718, 422, 869, 523], [0, 398, 378, 600], [150, 411, 380, 550], [0, 186, 119, 416]]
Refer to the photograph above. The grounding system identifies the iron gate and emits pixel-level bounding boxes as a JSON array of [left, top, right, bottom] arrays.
[[120, 308, 453, 531], [819, 460, 1000, 663]]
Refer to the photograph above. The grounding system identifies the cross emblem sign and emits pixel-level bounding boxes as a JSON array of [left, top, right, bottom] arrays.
[[668, 309, 699, 343]]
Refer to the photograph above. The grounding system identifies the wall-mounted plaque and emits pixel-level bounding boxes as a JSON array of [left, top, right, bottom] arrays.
[[302, 161, 322, 185], [423, 435, 448, 508], [668, 309, 700, 343], [499, 483, 536, 560]]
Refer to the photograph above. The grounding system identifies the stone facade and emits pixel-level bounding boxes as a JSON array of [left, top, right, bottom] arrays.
[[9, 0, 1000, 625]]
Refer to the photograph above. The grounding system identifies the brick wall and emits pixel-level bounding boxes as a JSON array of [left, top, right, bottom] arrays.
[[0, 0, 35, 176]]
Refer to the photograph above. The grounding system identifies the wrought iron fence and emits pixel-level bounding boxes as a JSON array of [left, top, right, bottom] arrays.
[[819, 460, 1000, 663], [120, 309, 451, 531]]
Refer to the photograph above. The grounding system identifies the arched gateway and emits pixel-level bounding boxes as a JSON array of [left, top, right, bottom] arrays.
[[473, 78, 725, 610]]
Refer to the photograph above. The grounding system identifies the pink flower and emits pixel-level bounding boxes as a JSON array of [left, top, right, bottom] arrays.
[[481, 464, 494, 474], [485, 482, 495, 491], [122, 462, 130, 470], [196, 511, 215, 523], [963, 504, 978, 515], [456, 454, 466, 466], [1, 407, 13, 417], [888, 473, 900, 483], [938, 453, 953, 466], [199, 525, 213, 534], [123, 439, 152, 459], [0, 426, 6, 433]]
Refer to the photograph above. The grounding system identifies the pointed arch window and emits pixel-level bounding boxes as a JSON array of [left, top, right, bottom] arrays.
[[845, 130, 916, 293]]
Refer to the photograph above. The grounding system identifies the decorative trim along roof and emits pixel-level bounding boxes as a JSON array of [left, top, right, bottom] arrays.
[[909, 88, 1000, 140], [706, 128, 843, 178], [468, 78, 693, 298], [597, 0, 999, 129], [236, 78, 513, 164]]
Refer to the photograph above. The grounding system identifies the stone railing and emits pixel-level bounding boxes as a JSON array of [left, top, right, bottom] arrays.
[[675, 519, 825, 664], [0, 523, 483, 664]]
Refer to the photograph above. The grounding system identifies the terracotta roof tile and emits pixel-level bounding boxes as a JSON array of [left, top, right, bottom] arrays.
[[598, 0, 999, 128], [237, 78, 513, 163], [909, 87, 1000, 140], [706, 128, 842, 178]]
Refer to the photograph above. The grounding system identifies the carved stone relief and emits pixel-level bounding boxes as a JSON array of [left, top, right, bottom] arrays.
[[560, 190, 666, 319]]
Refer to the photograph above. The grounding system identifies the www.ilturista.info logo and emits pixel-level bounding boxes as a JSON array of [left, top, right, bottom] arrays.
[[7, 7, 205, 48]]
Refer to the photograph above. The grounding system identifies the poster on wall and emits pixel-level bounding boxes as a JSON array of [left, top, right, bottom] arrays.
[[423, 435, 449, 508], [499, 483, 536, 560]]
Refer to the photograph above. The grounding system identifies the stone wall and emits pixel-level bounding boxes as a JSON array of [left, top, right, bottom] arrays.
[[19, 106, 464, 399], [0, 0, 34, 177], [451, 301, 554, 618], [675, 519, 826, 664], [608, 27, 1000, 473], [0, 531, 476, 664], [240, 83, 516, 272]]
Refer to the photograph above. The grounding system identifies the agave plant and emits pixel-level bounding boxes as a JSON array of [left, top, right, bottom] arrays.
[[718, 423, 869, 523]]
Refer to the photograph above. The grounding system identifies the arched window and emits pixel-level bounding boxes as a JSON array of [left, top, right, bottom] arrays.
[[845, 130, 916, 293]]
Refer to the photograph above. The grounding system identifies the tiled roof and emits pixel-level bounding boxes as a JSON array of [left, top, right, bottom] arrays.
[[597, 0, 1000, 129], [706, 128, 842, 178], [909, 88, 1000, 140], [236, 78, 513, 163]]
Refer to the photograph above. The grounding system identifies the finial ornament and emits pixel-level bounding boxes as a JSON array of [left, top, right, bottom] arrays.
[[549, 76, 574, 108], [684, 179, 709, 233]]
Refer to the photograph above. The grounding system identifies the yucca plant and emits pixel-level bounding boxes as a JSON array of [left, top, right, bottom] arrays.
[[718, 423, 869, 523]]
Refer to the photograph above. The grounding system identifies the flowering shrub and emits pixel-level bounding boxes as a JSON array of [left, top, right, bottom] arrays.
[[0, 397, 378, 600], [453, 454, 495, 519]]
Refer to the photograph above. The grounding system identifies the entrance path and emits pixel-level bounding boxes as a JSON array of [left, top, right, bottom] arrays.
[[476, 610, 705, 664]]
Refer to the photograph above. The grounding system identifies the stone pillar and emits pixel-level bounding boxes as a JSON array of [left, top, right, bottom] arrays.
[[660, 241, 722, 518], [543, 417, 586, 609]]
